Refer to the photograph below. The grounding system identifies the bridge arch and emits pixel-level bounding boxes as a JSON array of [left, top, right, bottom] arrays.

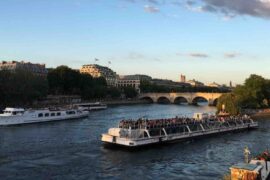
[[212, 98, 218, 106], [174, 96, 188, 105], [192, 96, 208, 106], [157, 96, 170, 104], [139, 96, 154, 103]]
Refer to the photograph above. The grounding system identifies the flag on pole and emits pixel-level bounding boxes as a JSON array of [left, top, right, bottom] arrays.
[[95, 58, 99, 62], [108, 61, 111, 64]]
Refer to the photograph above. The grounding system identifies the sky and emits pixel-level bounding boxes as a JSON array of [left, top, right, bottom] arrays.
[[0, 0, 270, 85]]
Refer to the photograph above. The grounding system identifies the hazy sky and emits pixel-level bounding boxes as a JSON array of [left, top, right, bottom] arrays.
[[1, 0, 270, 85]]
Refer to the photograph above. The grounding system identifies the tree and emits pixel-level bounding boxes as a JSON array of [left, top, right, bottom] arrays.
[[217, 93, 240, 115], [0, 69, 48, 107], [123, 86, 138, 98], [234, 74, 270, 108], [107, 87, 121, 99], [217, 74, 270, 115], [47, 66, 108, 100], [47, 66, 81, 95]]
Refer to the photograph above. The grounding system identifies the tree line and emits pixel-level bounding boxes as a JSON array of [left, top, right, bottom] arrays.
[[217, 74, 270, 115], [140, 80, 230, 93], [0, 66, 138, 107], [0, 69, 48, 107]]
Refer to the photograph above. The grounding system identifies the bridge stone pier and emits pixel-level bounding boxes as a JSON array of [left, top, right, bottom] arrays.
[[139, 92, 223, 106]]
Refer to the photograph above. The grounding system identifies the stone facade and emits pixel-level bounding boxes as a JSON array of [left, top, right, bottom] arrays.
[[0, 60, 48, 76], [80, 64, 118, 86], [117, 75, 141, 92]]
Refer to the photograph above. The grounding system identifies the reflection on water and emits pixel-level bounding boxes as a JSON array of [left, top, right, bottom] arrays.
[[0, 104, 269, 180]]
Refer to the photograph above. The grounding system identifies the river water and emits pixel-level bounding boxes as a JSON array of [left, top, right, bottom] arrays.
[[0, 104, 269, 180]]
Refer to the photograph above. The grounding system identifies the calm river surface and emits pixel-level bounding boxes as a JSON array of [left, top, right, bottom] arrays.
[[0, 104, 269, 180]]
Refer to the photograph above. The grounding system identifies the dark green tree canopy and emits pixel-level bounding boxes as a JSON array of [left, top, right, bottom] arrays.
[[0, 69, 48, 107], [217, 74, 270, 114]]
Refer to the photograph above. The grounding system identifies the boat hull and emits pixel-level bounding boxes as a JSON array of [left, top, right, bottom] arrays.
[[0, 113, 89, 126], [102, 123, 258, 149]]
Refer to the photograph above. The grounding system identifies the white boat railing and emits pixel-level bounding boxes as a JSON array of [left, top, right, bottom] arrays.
[[119, 121, 258, 141]]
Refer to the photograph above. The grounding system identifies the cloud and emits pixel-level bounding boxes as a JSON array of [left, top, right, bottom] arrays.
[[224, 52, 240, 58], [127, 52, 145, 59], [125, 52, 162, 62], [122, 0, 270, 19], [189, 53, 209, 58], [147, 0, 159, 5], [198, 0, 270, 19], [122, 0, 136, 3], [144, 5, 160, 13]]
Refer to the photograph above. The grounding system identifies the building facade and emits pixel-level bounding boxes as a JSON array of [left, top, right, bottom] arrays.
[[117, 75, 141, 93], [186, 79, 205, 87], [207, 82, 221, 88], [180, 74, 186, 83], [151, 79, 191, 88], [80, 64, 118, 86], [0, 61, 48, 76]]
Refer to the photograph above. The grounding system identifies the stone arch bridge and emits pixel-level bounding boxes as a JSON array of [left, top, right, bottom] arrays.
[[139, 92, 224, 106]]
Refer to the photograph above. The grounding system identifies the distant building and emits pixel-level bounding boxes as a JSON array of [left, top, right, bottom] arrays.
[[180, 74, 186, 83], [186, 79, 204, 87], [133, 74, 152, 81], [207, 82, 221, 88], [80, 64, 118, 86], [0, 60, 48, 76], [117, 75, 141, 93], [151, 78, 191, 88], [230, 81, 233, 88]]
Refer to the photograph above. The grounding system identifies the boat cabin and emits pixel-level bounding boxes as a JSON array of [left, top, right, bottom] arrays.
[[2, 108, 25, 116], [193, 113, 209, 120]]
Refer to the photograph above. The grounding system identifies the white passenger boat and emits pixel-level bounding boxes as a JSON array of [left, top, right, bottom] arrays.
[[0, 107, 89, 126], [101, 113, 258, 148], [76, 102, 107, 111]]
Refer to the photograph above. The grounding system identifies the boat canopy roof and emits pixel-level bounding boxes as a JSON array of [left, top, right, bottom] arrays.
[[4, 107, 25, 112]]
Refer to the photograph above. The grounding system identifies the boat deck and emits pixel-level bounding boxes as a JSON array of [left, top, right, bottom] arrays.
[[102, 118, 258, 147]]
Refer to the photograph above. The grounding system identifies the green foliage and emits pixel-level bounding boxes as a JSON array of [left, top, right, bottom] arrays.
[[123, 86, 138, 98], [107, 87, 121, 98], [217, 74, 270, 114], [47, 66, 108, 100], [234, 74, 270, 109], [0, 69, 48, 107], [47, 66, 81, 95], [217, 93, 240, 115]]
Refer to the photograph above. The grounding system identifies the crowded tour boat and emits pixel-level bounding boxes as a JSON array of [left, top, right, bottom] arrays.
[[101, 113, 258, 148], [0, 107, 89, 126]]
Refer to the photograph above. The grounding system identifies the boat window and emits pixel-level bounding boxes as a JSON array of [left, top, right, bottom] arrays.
[[45, 113, 49, 117], [12, 112, 17, 115], [38, 113, 43, 117], [51, 113, 55, 116], [57, 112, 61, 116], [67, 111, 75, 115]]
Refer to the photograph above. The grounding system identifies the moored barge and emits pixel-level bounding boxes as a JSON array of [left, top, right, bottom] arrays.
[[101, 113, 258, 148]]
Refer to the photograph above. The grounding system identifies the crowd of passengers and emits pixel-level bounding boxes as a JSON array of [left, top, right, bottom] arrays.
[[118, 115, 253, 129]]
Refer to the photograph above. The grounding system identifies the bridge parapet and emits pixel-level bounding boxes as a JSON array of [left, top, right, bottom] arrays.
[[139, 92, 223, 106]]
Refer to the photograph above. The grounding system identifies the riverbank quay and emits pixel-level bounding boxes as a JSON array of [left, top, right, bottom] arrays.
[[0, 98, 150, 112], [101, 99, 149, 106], [245, 109, 270, 120]]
